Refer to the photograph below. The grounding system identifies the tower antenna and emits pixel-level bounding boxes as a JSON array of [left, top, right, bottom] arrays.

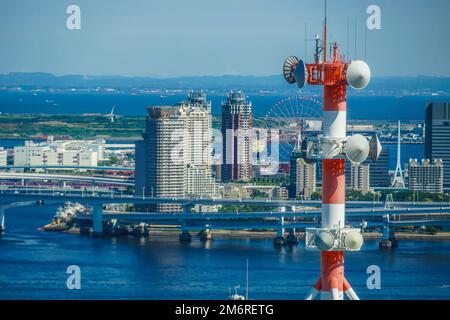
[[282, 0, 374, 300], [324, 0, 328, 63], [354, 21, 357, 59], [364, 23, 368, 60], [245, 259, 249, 300], [346, 20, 350, 60], [305, 23, 308, 59]]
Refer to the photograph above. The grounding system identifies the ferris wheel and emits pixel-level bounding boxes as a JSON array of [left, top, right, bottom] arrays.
[[263, 96, 322, 162]]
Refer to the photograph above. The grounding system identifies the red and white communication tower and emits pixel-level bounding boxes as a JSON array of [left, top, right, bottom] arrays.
[[282, 2, 382, 300]]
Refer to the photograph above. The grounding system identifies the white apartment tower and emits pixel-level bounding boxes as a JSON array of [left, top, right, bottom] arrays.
[[349, 163, 370, 195], [408, 159, 444, 194], [0, 148, 7, 166], [295, 158, 317, 200], [135, 92, 220, 212], [180, 91, 220, 198], [179, 91, 212, 168], [137, 106, 187, 213]]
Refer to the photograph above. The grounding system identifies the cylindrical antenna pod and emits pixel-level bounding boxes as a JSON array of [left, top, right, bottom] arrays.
[[346, 60, 371, 89]]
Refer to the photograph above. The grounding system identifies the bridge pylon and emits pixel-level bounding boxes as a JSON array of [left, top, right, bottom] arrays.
[[199, 228, 213, 242], [92, 205, 103, 235], [379, 215, 398, 249], [273, 216, 286, 246], [179, 230, 192, 243]]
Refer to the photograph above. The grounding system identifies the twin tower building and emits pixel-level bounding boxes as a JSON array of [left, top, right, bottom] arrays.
[[135, 91, 253, 212]]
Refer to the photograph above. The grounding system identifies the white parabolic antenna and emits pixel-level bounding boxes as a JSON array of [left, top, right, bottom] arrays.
[[345, 134, 370, 164], [369, 134, 383, 161], [346, 60, 371, 90], [343, 231, 364, 251], [315, 230, 335, 251]]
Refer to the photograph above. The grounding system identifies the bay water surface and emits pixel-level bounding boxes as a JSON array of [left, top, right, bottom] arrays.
[[0, 205, 449, 300]]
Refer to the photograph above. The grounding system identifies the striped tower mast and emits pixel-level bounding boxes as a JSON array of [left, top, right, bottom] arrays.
[[319, 49, 351, 301], [306, 43, 358, 301], [283, 0, 373, 300], [304, 2, 364, 301]]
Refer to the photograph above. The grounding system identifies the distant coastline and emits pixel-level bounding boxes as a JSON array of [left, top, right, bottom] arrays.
[[2, 72, 450, 93], [1, 91, 448, 120]]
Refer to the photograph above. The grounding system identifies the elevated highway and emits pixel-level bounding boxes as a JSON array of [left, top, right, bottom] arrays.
[[1, 188, 450, 246], [0, 172, 133, 186], [2, 188, 450, 208], [0, 165, 133, 171]]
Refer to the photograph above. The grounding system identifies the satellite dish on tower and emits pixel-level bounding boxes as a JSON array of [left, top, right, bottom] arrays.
[[346, 60, 371, 90], [314, 230, 335, 251], [283, 56, 299, 84], [369, 134, 383, 161], [343, 231, 364, 251], [293, 60, 308, 89], [344, 134, 370, 164]]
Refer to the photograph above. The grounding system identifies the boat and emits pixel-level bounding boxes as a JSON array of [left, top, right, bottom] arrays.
[[229, 286, 246, 300], [42, 202, 87, 231], [228, 259, 249, 300]]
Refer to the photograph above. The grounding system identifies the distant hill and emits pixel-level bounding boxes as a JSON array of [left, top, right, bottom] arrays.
[[0, 72, 287, 90], [1, 72, 450, 94]]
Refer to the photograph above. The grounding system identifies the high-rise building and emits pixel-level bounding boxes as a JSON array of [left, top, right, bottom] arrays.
[[184, 90, 211, 112], [348, 163, 370, 194], [294, 158, 316, 199], [425, 103, 450, 187], [0, 148, 7, 166], [135, 92, 220, 212], [289, 130, 306, 198], [186, 166, 220, 198], [408, 159, 444, 194], [221, 91, 253, 182], [180, 91, 220, 199], [368, 147, 390, 188], [345, 143, 388, 191], [288, 149, 303, 198], [136, 106, 187, 213], [178, 91, 212, 169]]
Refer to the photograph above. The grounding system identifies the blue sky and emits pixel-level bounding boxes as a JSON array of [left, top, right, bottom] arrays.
[[0, 0, 449, 77]]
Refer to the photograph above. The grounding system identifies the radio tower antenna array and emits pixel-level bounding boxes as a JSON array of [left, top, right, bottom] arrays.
[[282, 0, 379, 300], [324, 0, 328, 63]]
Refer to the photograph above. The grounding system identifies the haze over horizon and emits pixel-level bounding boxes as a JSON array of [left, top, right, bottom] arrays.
[[1, 0, 449, 78], [3, 71, 450, 79]]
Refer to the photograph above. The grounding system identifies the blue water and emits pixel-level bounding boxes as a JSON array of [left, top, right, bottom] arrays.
[[0, 91, 448, 119], [0, 205, 449, 300]]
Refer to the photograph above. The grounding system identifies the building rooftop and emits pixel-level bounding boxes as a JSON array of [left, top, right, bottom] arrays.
[[146, 105, 182, 118]]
